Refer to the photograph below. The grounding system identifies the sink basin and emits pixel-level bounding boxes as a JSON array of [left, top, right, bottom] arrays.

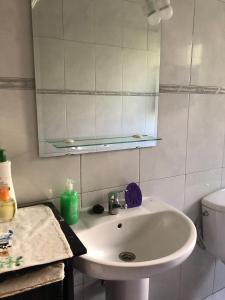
[[72, 198, 196, 281]]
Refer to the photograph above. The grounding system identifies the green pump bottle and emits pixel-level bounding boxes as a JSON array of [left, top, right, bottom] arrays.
[[60, 179, 79, 225]]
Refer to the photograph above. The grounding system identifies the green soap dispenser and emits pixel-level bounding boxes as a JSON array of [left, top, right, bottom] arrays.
[[60, 179, 79, 225]]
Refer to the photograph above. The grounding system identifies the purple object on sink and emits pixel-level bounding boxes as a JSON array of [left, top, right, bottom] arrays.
[[125, 183, 142, 208]]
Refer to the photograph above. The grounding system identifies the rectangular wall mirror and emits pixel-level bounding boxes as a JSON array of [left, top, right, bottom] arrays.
[[31, 0, 160, 157]]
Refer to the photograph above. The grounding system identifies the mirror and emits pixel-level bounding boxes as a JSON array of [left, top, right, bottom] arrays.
[[31, 0, 160, 157]]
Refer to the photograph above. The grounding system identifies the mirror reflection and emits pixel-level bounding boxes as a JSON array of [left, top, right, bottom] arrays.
[[31, 0, 160, 157]]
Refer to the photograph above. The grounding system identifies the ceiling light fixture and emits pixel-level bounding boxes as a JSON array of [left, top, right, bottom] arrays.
[[156, 0, 173, 20], [141, 0, 173, 26]]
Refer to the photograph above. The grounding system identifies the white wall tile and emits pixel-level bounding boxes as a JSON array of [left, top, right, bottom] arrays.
[[140, 94, 189, 181], [149, 266, 181, 300], [74, 284, 84, 300], [66, 95, 96, 138], [140, 175, 185, 211], [145, 96, 158, 136], [122, 96, 147, 136], [0, 0, 34, 77], [160, 0, 194, 85], [96, 96, 122, 137], [213, 288, 225, 300], [191, 0, 225, 86], [180, 246, 216, 300], [34, 38, 64, 89], [184, 169, 222, 221], [223, 153, 225, 169], [32, 0, 63, 38], [83, 279, 105, 300], [0, 90, 37, 159], [81, 184, 127, 208], [12, 153, 81, 203], [148, 49, 160, 93], [123, 48, 149, 92], [63, 0, 94, 43], [148, 17, 161, 92], [213, 259, 225, 293], [186, 94, 225, 174], [148, 25, 161, 92], [123, 1, 148, 50], [65, 41, 95, 90], [148, 24, 161, 52], [73, 269, 83, 287], [83, 274, 97, 285], [222, 168, 225, 187], [36, 94, 67, 140], [0, 90, 80, 203], [81, 149, 139, 192], [204, 295, 214, 300], [94, 0, 123, 46], [95, 45, 122, 91]]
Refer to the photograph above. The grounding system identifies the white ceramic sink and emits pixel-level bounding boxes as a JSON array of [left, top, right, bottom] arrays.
[[72, 198, 196, 281]]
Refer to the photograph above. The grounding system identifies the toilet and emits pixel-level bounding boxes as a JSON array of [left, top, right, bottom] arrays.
[[202, 189, 225, 263]]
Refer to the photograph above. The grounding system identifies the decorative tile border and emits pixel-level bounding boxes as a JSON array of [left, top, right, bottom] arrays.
[[36, 85, 225, 96], [36, 89, 158, 97], [159, 84, 225, 95], [1, 78, 225, 95], [0, 77, 35, 90]]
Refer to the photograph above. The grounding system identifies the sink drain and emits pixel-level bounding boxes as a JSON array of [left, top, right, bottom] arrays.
[[119, 252, 136, 262]]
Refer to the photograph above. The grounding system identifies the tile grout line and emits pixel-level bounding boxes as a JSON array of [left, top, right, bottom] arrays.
[[94, 1, 97, 141], [138, 148, 141, 185], [63, 10, 68, 139], [80, 154, 83, 208], [209, 286, 225, 299], [178, 265, 183, 300], [189, 0, 196, 86], [220, 136, 225, 187], [140, 166, 224, 187], [121, 0, 125, 136], [183, 93, 191, 212], [82, 181, 139, 196], [183, 0, 196, 213], [33, 33, 151, 53], [62, 0, 68, 142], [212, 258, 217, 299], [62, 0, 65, 91], [185, 166, 224, 179]]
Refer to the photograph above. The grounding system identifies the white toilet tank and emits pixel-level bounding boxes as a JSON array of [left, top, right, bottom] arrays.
[[202, 189, 225, 263]]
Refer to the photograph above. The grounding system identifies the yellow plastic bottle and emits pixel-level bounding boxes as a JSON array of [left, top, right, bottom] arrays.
[[0, 186, 16, 223]]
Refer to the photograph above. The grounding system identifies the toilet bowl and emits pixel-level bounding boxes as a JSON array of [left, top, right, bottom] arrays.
[[202, 189, 225, 263]]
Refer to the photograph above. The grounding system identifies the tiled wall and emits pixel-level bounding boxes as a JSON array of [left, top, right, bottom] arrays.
[[1, 0, 225, 300], [33, 0, 159, 143]]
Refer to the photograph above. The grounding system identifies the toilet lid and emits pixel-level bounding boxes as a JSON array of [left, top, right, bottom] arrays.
[[202, 189, 225, 212]]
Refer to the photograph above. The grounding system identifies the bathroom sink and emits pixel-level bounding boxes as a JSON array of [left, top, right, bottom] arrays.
[[72, 198, 196, 280]]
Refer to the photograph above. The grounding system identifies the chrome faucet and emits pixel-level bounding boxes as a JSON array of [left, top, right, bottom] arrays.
[[108, 191, 128, 215]]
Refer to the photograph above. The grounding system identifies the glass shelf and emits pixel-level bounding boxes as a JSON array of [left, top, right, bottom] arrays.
[[47, 135, 161, 149]]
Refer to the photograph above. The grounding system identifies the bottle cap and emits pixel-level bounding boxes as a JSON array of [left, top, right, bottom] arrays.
[[65, 179, 73, 191], [0, 186, 10, 201], [0, 149, 7, 163]]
